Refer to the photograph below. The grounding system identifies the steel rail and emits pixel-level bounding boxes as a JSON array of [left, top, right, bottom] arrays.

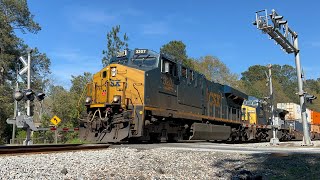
[[0, 144, 110, 155]]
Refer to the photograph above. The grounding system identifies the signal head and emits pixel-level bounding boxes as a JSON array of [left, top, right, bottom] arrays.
[[36, 92, 45, 101], [24, 89, 34, 101]]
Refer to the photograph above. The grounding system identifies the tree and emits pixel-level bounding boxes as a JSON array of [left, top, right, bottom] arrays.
[[193, 55, 239, 87], [102, 25, 128, 66], [241, 65, 268, 85], [240, 64, 300, 104], [70, 72, 92, 124], [0, 0, 50, 143], [0, 0, 41, 85], [70, 72, 92, 95], [305, 79, 320, 94], [160, 40, 194, 68]]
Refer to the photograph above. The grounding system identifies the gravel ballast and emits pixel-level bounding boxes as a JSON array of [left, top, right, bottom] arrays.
[[0, 146, 319, 179]]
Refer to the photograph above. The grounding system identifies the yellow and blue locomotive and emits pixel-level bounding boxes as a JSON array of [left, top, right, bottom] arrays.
[[79, 49, 247, 143]]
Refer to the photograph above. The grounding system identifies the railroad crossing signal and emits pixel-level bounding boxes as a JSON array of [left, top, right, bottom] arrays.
[[253, 9, 313, 146], [50, 115, 61, 126]]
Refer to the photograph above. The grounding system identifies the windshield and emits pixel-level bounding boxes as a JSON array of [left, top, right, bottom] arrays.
[[109, 50, 130, 65], [131, 55, 158, 67], [110, 57, 128, 64], [131, 49, 159, 67]]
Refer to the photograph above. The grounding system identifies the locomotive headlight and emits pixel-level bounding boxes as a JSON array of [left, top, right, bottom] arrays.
[[111, 67, 117, 77], [85, 96, 92, 104], [113, 95, 121, 103]]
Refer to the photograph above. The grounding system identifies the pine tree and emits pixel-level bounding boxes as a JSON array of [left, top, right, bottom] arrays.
[[102, 25, 128, 66]]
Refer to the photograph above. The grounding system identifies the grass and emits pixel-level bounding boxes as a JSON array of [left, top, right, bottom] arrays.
[[66, 138, 91, 144]]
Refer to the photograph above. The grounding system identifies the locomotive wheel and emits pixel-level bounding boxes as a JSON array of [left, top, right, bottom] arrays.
[[167, 133, 178, 143], [149, 133, 160, 143]]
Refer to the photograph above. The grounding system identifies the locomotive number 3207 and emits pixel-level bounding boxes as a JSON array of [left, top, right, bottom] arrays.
[[135, 49, 148, 54]]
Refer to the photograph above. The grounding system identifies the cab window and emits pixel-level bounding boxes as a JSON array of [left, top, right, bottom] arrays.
[[102, 71, 107, 78], [189, 70, 194, 81], [162, 58, 177, 76], [181, 67, 187, 78]]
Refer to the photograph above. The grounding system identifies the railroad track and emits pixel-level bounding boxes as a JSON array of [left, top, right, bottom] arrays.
[[0, 144, 110, 155]]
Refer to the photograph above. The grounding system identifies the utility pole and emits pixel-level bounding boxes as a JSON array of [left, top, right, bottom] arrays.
[[253, 9, 312, 146], [55, 127, 58, 144], [293, 37, 312, 145], [267, 64, 279, 145]]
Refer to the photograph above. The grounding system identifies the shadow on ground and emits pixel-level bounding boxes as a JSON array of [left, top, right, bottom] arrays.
[[212, 153, 320, 180]]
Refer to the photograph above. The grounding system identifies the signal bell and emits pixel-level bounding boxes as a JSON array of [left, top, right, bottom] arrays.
[[14, 90, 24, 101]]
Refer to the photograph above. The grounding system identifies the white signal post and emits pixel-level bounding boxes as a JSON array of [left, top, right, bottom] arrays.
[[22, 48, 33, 145], [267, 64, 279, 145]]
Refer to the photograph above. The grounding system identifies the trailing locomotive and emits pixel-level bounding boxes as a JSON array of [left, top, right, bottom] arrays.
[[79, 49, 249, 143]]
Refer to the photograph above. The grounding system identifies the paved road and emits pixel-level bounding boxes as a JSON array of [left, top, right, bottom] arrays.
[[112, 141, 320, 154]]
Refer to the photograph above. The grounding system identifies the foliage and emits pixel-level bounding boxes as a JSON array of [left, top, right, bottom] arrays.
[[66, 137, 89, 144], [0, 0, 41, 33], [0, 0, 41, 84], [160, 40, 194, 68], [193, 55, 239, 87], [35, 73, 92, 144], [102, 25, 128, 66], [70, 72, 92, 95], [304, 79, 320, 111], [240, 64, 299, 103], [239, 64, 320, 111]]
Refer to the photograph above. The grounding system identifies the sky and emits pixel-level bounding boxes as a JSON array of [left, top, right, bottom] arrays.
[[18, 0, 320, 88]]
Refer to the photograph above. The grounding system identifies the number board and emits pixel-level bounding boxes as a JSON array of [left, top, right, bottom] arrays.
[[134, 49, 148, 55], [116, 50, 127, 57]]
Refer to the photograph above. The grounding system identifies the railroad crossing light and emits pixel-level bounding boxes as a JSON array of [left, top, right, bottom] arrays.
[[271, 12, 287, 29], [252, 21, 257, 26], [36, 92, 45, 101], [14, 90, 24, 101], [306, 94, 317, 104], [24, 89, 34, 101]]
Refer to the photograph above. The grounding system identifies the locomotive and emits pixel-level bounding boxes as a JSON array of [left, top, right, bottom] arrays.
[[79, 48, 301, 143], [78, 49, 252, 143]]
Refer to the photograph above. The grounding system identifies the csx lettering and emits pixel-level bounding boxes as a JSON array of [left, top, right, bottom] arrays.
[[163, 76, 174, 92], [110, 80, 120, 87]]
